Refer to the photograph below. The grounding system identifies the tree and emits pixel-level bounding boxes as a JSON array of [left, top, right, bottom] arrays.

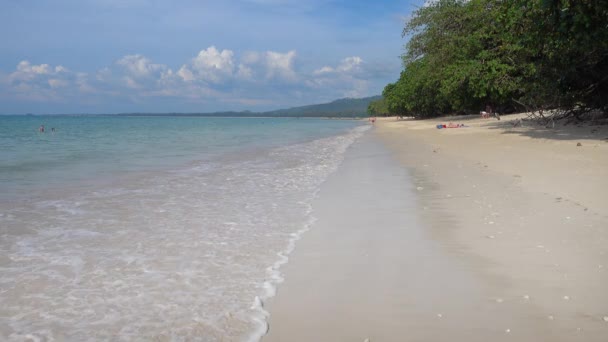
[[367, 97, 390, 116], [383, 0, 608, 120]]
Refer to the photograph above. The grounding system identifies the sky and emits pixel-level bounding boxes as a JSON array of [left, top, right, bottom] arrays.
[[0, 0, 424, 114]]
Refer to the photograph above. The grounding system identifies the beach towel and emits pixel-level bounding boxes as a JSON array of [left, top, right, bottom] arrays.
[[436, 123, 467, 129]]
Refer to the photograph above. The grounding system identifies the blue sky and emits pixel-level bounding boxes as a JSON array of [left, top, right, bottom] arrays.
[[0, 0, 423, 114]]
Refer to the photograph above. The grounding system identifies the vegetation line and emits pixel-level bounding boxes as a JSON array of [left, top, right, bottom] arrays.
[[368, 0, 608, 122]]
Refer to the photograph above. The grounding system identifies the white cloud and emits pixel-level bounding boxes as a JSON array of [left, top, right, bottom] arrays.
[[16, 61, 53, 75], [180, 46, 235, 83], [309, 56, 369, 98], [237, 64, 254, 80], [336, 56, 362, 72], [10, 61, 66, 84], [1, 60, 83, 102], [1, 49, 381, 110], [177, 65, 195, 82], [313, 66, 334, 75], [116, 54, 167, 79], [76, 72, 96, 93], [192, 46, 234, 74], [48, 79, 69, 88], [236, 49, 298, 82], [241, 51, 262, 65], [123, 76, 140, 89], [314, 56, 363, 75], [264, 50, 297, 81]]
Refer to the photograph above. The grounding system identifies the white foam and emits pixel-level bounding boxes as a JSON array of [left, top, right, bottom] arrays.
[[246, 125, 370, 342], [0, 124, 370, 341]]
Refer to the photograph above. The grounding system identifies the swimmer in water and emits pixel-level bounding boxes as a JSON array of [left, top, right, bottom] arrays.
[[39, 125, 45, 133]]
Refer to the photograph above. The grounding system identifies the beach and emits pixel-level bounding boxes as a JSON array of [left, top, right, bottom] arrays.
[[263, 114, 608, 341]]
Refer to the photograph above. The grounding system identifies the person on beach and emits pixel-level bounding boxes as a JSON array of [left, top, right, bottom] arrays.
[[369, 117, 376, 124], [480, 104, 492, 119], [39, 125, 45, 133]]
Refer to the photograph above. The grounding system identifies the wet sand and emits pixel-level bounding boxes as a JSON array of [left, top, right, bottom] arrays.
[[263, 114, 608, 341]]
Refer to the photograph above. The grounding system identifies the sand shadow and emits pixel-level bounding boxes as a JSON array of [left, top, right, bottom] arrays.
[[482, 116, 608, 142]]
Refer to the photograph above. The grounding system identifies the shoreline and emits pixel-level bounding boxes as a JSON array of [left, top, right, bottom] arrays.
[[262, 114, 608, 341]]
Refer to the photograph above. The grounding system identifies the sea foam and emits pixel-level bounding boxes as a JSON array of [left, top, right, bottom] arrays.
[[0, 120, 369, 341]]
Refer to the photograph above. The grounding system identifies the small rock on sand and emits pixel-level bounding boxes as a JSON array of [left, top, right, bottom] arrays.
[[603, 316, 608, 322]]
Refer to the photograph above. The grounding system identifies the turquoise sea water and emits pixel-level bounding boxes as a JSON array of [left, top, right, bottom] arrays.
[[0, 115, 368, 341], [0, 116, 361, 200]]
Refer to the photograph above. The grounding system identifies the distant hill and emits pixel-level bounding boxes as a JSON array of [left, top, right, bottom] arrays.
[[115, 96, 380, 118], [263, 96, 381, 117]]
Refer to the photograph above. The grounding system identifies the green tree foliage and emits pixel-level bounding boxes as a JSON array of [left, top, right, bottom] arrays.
[[384, 0, 608, 119], [367, 97, 390, 116], [533, 0, 608, 114]]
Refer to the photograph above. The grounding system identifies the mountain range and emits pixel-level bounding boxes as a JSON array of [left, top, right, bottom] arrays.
[[117, 96, 380, 118]]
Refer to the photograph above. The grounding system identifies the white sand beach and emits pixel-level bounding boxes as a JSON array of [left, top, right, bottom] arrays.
[[263, 114, 608, 341]]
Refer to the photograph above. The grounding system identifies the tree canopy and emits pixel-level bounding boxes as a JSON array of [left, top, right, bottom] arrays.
[[383, 0, 608, 119]]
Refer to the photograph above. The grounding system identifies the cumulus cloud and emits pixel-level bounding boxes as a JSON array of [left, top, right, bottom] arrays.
[[117, 54, 167, 79], [178, 46, 235, 83], [241, 51, 262, 65], [114, 54, 171, 89], [314, 56, 363, 75], [236, 49, 298, 82], [1, 47, 381, 110], [1, 60, 82, 102], [177, 66, 195, 82], [11, 61, 64, 82], [309, 56, 369, 98], [236, 64, 254, 80], [313, 66, 334, 75], [264, 50, 297, 81], [48, 78, 69, 88], [18, 61, 53, 74]]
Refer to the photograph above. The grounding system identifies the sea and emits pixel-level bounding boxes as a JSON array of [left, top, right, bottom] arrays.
[[0, 115, 369, 341]]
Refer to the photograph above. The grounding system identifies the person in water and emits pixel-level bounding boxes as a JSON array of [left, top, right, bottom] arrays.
[[39, 125, 45, 133]]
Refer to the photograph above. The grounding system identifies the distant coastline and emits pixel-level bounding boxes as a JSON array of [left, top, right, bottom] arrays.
[[1, 96, 380, 118]]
